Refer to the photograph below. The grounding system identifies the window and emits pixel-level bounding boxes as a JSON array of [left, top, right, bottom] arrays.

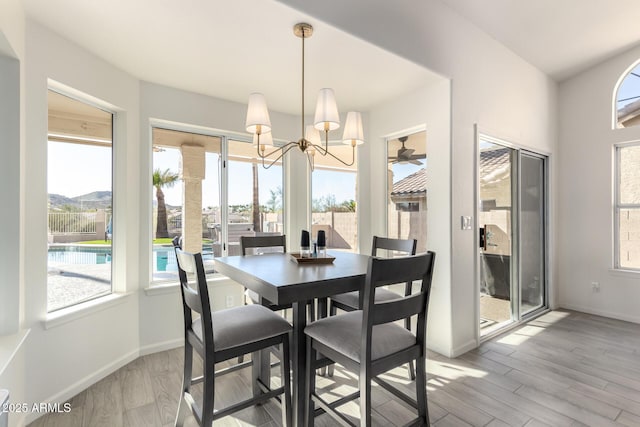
[[152, 128, 221, 282], [227, 139, 284, 255], [47, 90, 113, 312], [616, 63, 640, 128], [387, 131, 427, 253], [150, 129, 284, 283], [311, 145, 357, 252], [616, 143, 640, 270]]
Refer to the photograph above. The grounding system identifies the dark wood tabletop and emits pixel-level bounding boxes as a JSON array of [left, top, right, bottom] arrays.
[[214, 251, 370, 305]]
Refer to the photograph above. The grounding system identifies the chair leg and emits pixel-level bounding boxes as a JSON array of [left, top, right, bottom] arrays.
[[415, 354, 429, 426], [305, 339, 317, 427], [280, 334, 293, 427], [405, 317, 416, 380], [201, 359, 216, 427], [359, 364, 372, 427], [175, 344, 193, 427], [251, 351, 261, 398], [327, 302, 337, 377]]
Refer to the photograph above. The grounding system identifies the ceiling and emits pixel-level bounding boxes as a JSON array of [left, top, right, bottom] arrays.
[[23, 0, 441, 116], [24, 0, 640, 116], [439, 0, 640, 81]]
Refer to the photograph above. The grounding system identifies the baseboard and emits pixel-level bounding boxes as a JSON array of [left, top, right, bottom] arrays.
[[24, 348, 140, 425], [558, 303, 640, 324], [450, 338, 478, 358], [138, 338, 183, 357]]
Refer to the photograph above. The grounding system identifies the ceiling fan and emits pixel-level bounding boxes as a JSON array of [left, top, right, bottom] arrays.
[[388, 136, 425, 165]]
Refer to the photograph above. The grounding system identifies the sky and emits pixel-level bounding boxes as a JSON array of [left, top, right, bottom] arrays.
[[617, 63, 640, 109], [48, 139, 424, 208]]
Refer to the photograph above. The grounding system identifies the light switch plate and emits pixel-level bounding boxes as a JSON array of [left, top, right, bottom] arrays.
[[461, 216, 472, 230]]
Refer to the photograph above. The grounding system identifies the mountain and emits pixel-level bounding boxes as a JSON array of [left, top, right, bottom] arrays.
[[49, 191, 112, 210]]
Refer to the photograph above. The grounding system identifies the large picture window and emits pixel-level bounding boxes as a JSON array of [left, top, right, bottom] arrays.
[[616, 143, 640, 270], [47, 90, 113, 312], [386, 131, 427, 253], [150, 129, 284, 283], [311, 145, 357, 252]]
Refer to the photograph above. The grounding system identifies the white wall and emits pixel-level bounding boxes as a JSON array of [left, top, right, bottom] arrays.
[[364, 81, 452, 355], [278, 0, 558, 355], [0, 3, 27, 426], [558, 45, 640, 323], [22, 20, 141, 415]]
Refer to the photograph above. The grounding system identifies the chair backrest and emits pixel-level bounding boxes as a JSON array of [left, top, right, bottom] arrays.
[[175, 248, 214, 352], [361, 252, 436, 359], [240, 234, 286, 255], [371, 236, 417, 257]]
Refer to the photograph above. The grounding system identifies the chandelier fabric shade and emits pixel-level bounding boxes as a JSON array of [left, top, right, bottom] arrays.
[[245, 23, 364, 171], [252, 132, 273, 149], [314, 88, 340, 132], [245, 93, 272, 135], [342, 111, 364, 146]]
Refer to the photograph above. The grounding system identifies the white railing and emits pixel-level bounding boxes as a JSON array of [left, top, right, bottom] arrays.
[[48, 212, 97, 234]]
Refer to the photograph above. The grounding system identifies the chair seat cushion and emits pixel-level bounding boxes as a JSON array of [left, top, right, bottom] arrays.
[[331, 288, 403, 310], [193, 304, 291, 351], [304, 311, 415, 362]]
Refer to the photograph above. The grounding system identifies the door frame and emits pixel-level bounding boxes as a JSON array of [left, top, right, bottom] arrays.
[[474, 127, 550, 343]]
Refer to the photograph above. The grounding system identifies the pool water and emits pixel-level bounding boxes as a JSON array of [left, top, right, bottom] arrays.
[[48, 245, 213, 273]]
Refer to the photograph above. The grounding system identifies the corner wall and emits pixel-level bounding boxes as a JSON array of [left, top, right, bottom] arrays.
[[22, 20, 141, 411], [558, 45, 640, 323]]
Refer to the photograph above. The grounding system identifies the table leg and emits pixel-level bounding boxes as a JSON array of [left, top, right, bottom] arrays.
[[317, 297, 328, 376], [292, 300, 308, 427], [257, 297, 271, 397]]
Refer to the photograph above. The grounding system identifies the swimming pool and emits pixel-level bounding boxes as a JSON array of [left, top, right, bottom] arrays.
[[47, 245, 213, 273]]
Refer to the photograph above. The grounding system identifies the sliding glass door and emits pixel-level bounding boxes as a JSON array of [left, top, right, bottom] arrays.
[[478, 135, 547, 337]]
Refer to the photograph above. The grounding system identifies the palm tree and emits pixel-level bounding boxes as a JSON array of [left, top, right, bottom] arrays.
[[153, 168, 179, 238]]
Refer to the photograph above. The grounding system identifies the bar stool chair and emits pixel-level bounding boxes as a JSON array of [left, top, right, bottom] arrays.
[[305, 252, 436, 427], [174, 248, 292, 427], [328, 236, 418, 379]]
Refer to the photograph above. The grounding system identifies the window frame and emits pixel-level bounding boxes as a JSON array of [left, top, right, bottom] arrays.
[[148, 123, 286, 285], [46, 87, 116, 312], [614, 141, 640, 271]]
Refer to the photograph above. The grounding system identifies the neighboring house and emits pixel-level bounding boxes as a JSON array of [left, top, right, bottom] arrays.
[[389, 147, 512, 255], [390, 168, 427, 253]]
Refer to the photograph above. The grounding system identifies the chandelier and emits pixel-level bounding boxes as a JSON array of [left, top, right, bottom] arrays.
[[245, 23, 364, 171]]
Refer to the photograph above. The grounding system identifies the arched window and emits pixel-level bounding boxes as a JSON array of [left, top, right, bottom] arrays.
[[615, 62, 640, 128]]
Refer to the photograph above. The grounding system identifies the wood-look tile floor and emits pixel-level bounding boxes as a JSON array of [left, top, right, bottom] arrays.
[[28, 310, 640, 426]]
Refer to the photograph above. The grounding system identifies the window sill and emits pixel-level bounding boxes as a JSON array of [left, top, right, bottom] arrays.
[[0, 329, 30, 376], [609, 268, 640, 278], [44, 293, 132, 330], [144, 274, 237, 296]]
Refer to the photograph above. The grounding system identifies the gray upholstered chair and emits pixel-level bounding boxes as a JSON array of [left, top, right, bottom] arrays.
[[328, 236, 418, 379], [305, 252, 435, 427], [174, 248, 292, 427]]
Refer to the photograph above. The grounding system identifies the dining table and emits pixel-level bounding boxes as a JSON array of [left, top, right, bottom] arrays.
[[214, 251, 370, 427]]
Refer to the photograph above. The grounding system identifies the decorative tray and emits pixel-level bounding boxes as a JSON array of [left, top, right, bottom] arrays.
[[289, 253, 335, 264]]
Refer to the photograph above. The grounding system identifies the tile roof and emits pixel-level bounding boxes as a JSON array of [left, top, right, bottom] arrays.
[[391, 168, 426, 196], [479, 147, 510, 176], [390, 147, 510, 196]]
